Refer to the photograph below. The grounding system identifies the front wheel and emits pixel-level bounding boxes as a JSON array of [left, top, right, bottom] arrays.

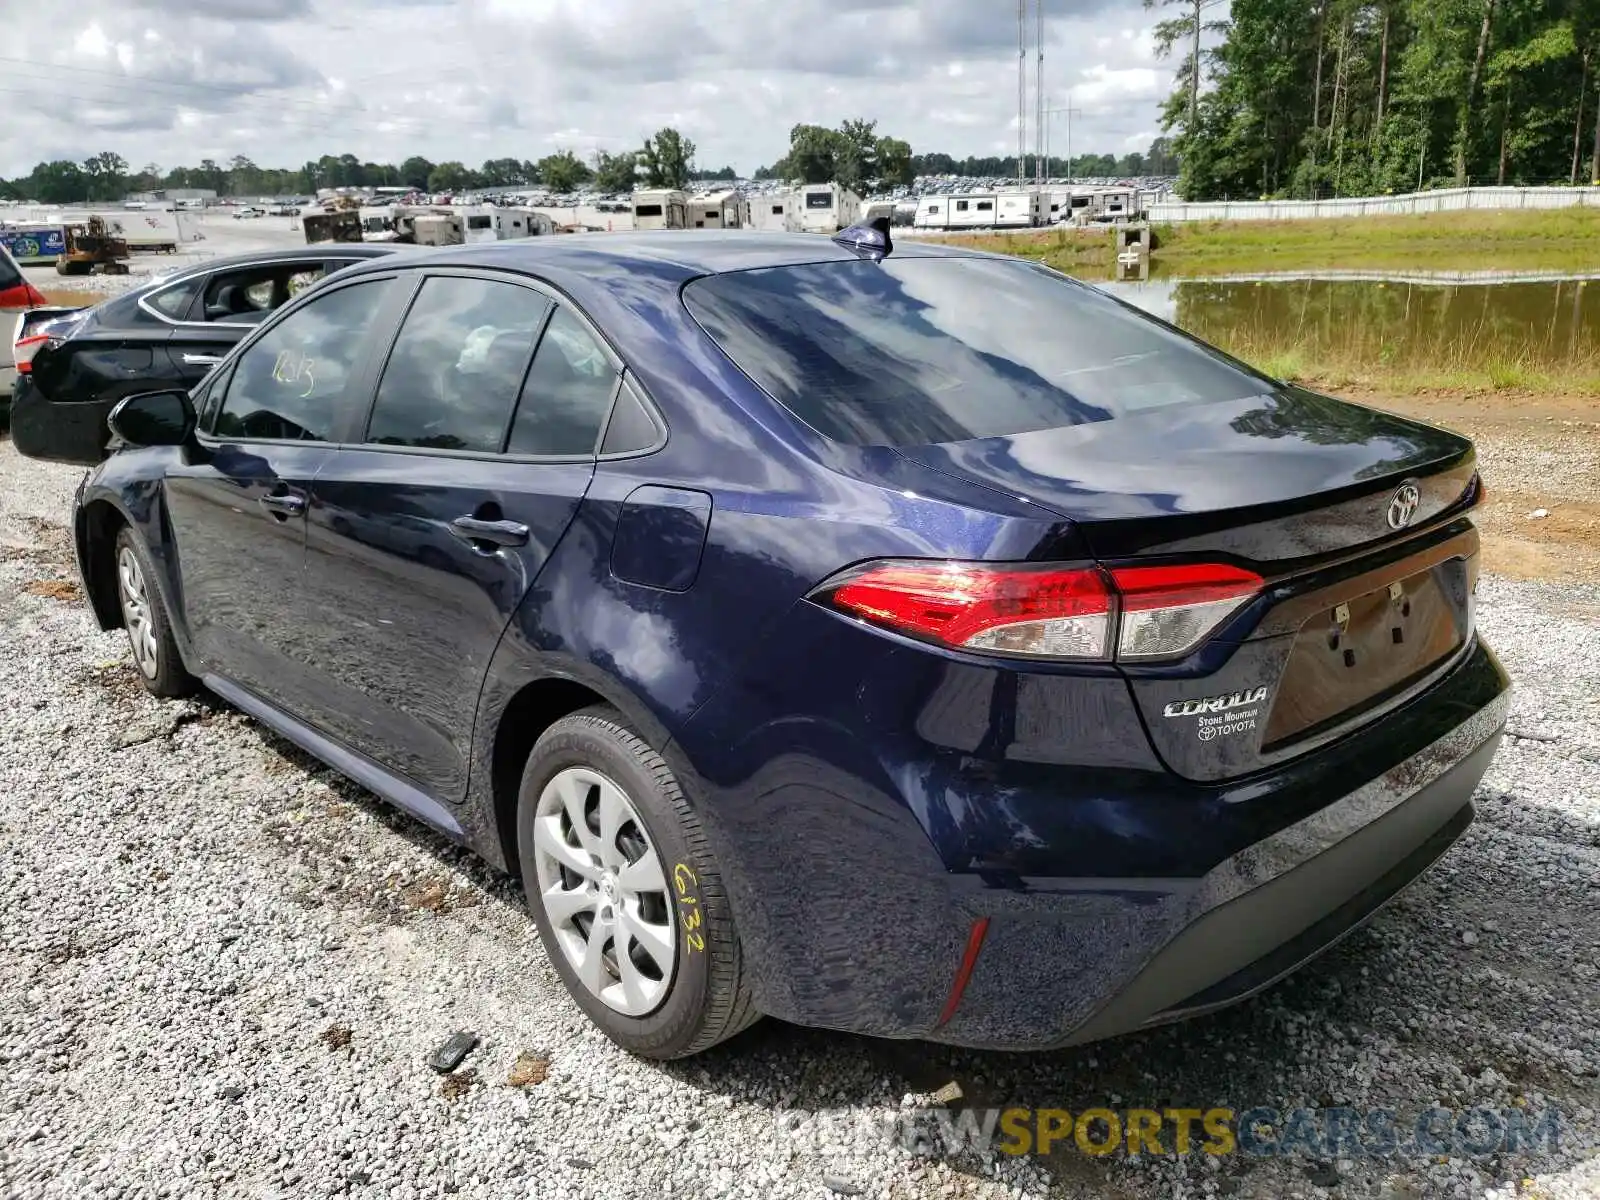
[[516, 706, 758, 1059], [114, 526, 195, 699]]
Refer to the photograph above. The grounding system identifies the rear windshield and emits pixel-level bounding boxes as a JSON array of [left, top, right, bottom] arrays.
[[0, 248, 21, 291], [683, 257, 1270, 447]]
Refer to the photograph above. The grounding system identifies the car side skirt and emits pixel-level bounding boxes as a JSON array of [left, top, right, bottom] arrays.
[[203, 673, 466, 840]]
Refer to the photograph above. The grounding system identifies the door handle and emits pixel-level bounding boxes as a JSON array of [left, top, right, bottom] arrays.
[[259, 492, 306, 518], [182, 353, 222, 366], [449, 516, 529, 549]]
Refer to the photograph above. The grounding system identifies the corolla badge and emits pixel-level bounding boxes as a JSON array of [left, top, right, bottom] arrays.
[[1386, 481, 1422, 530], [1162, 687, 1269, 719]]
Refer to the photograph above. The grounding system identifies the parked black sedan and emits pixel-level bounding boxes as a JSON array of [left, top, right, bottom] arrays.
[[10, 245, 401, 462]]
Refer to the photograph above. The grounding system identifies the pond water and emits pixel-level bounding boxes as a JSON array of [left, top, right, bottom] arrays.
[[1098, 272, 1600, 381]]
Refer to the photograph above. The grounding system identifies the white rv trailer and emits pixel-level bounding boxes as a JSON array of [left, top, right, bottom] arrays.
[[751, 192, 800, 232], [495, 207, 556, 238], [455, 206, 498, 244], [797, 183, 861, 233], [412, 214, 465, 246], [1098, 186, 1139, 220], [687, 190, 743, 229], [993, 190, 1044, 229], [912, 196, 949, 230], [632, 189, 688, 230], [858, 199, 897, 226], [944, 194, 998, 229]]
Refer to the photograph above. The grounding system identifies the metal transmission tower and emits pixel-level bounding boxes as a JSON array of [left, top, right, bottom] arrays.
[[1045, 98, 1082, 183], [1035, 0, 1045, 189], [1017, 0, 1028, 188]]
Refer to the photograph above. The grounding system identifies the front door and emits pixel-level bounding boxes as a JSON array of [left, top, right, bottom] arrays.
[[300, 274, 619, 800], [165, 275, 398, 712]]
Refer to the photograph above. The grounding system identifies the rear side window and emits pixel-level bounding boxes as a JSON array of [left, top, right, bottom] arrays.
[[683, 258, 1270, 447], [201, 262, 333, 324], [214, 280, 391, 443], [507, 306, 618, 456], [367, 276, 549, 452], [145, 278, 200, 320]]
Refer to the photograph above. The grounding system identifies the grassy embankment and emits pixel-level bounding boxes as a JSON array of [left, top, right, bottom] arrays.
[[940, 209, 1600, 395]]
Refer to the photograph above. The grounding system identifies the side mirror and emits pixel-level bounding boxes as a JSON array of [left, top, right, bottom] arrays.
[[107, 389, 196, 448]]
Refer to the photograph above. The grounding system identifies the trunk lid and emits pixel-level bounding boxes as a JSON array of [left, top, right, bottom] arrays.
[[895, 387, 1482, 782], [894, 386, 1477, 564]]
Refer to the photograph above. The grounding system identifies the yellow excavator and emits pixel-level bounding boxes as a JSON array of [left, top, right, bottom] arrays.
[[55, 216, 130, 275]]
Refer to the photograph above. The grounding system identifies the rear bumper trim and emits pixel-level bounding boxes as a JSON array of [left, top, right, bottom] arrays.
[[1054, 730, 1499, 1046]]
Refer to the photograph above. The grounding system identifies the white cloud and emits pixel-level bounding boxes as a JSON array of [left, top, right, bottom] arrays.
[[1, 0, 1180, 177]]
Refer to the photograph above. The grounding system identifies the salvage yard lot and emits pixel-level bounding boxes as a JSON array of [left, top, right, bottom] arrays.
[[2, 432, 1598, 1199]]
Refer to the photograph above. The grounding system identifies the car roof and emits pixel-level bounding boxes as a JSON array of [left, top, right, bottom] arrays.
[[132, 244, 401, 294], [336, 231, 989, 291]]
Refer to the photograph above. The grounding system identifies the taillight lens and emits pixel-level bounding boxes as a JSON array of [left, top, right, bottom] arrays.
[[824, 562, 1115, 659], [0, 283, 42, 310], [1111, 563, 1263, 660], [813, 559, 1262, 662], [12, 333, 50, 375]]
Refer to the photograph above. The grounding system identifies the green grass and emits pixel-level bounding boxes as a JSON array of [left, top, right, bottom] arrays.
[[1207, 326, 1600, 396], [940, 207, 1600, 279]]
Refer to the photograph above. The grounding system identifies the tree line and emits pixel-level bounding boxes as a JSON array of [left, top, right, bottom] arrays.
[[2, 118, 1174, 207], [750, 121, 1179, 187], [1149, 0, 1600, 200], [1, 127, 709, 205]]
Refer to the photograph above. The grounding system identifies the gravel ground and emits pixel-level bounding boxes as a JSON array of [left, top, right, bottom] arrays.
[[1, 439, 1597, 1200]]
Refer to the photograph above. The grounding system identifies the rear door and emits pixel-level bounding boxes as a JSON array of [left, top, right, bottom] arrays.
[[299, 271, 618, 800], [164, 274, 400, 713]]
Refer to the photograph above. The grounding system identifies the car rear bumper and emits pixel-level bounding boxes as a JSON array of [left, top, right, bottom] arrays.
[[8, 375, 115, 465], [677, 635, 1509, 1048], [0, 363, 14, 410], [988, 729, 1495, 1049]]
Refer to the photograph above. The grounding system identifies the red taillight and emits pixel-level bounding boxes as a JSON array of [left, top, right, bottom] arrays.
[[12, 333, 49, 375], [0, 283, 40, 310], [825, 561, 1115, 659], [813, 559, 1263, 662]]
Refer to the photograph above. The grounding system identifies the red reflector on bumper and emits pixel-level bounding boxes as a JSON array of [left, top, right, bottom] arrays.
[[935, 916, 990, 1028]]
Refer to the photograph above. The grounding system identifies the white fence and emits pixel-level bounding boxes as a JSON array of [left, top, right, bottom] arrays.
[[1148, 186, 1600, 222]]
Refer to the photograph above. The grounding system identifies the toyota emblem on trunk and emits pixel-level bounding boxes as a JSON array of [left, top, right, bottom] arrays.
[[1386, 482, 1422, 530]]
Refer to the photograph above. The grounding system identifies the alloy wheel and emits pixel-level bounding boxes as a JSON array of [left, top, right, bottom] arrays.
[[532, 766, 677, 1016], [116, 546, 160, 679]]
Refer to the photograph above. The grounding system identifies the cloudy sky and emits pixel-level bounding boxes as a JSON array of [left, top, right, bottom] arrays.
[[0, 0, 1177, 178]]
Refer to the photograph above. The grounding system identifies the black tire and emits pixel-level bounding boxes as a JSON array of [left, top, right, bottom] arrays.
[[516, 706, 759, 1059], [113, 525, 196, 699]]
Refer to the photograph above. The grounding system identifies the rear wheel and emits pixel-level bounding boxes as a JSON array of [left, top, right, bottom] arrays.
[[113, 526, 195, 699], [516, 706, 758, 1058]]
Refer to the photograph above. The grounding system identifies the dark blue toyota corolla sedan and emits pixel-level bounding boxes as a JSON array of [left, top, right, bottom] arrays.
[[37, 229, 1508, 1059]]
